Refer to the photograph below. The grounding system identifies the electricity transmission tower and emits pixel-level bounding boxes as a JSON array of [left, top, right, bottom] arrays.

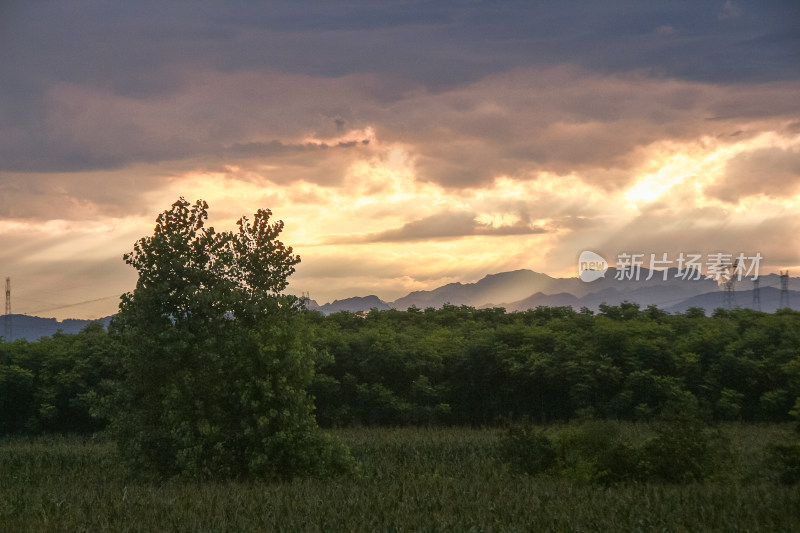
[[4, 277, 10, 341], [779, 271, 790, 309], [752, 278, 761, 311], [722, 260, 737, 310]]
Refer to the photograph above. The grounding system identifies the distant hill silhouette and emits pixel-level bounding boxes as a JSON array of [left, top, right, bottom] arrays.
[[311, 295, 391, 314], [494, 291, 580, 310], [664, 287, 800, 314], [393, 270, 575, 309], [306, 268, 800, 316], [0, 314, 113, 342]]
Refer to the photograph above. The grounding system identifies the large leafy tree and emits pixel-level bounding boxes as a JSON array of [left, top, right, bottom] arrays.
[[103, 198, 352, 479]]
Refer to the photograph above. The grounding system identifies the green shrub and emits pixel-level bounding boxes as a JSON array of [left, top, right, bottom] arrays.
[[0, 363, 36, 435], [767, 441, 800, 485], [501, 417, 729, 485], [499, 423, 557, 475], [501, 420, 640, 484], [550, 420, 641, 485], [792, 396, 800, 431], [639, 417, 728, 483]]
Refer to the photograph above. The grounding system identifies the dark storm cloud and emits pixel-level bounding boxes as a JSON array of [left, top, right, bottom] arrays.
[[375, 69, 800, 189], [328, 211, 550, 244], [224, 139, 368, 158], [101, 3, 800, 80], [2, 1, 797, 111], [1, 1, 798, 179]]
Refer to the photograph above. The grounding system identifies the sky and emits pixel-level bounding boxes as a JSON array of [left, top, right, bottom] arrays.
[[1, 0, 799, 320]]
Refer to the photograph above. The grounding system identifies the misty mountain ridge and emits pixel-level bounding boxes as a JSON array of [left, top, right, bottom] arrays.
[[308, 267, 800, 316], [664, 286, 800, 314], [307, 295, 391, 314], [0, 314, 112, 343]]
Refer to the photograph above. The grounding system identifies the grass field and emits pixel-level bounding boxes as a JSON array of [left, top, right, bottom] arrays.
[[1, 424, 798, 532]]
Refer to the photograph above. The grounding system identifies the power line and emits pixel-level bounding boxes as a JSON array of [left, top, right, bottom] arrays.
[[26, 294, 121, 315], [4, 277, 10, 341]]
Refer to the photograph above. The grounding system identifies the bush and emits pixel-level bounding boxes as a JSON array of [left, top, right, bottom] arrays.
[[499, 423, 557, 475], [551, 420, 641, 485], [501, 420, 640, 484], [766, 441, 800, 485], [0, 363, 36, 435], [639, 416, 728, 483], [500, 416, 729, 485]]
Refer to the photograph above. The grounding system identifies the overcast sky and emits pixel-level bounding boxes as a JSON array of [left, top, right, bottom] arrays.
[[1, 1, 799, 319]]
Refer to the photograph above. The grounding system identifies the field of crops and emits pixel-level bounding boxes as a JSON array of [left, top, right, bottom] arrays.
[[1, 424, 798, 532]]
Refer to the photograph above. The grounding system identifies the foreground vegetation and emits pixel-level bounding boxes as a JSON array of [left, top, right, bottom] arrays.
[[1, 424, 798, 532]]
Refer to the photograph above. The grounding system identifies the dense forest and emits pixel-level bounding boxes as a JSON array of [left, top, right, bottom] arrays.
[[2, 303, 799, 436]]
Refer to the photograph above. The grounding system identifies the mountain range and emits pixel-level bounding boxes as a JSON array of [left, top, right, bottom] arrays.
[[3, 269, 799, 341], [307, 268, 800, 316]]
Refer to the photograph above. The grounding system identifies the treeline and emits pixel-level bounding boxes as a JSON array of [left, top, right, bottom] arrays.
[[308, 304, 800, 427], [0, 323, 112, 435], [1, 304, 800, 436]]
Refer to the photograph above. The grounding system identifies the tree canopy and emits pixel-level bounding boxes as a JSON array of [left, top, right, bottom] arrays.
[[100, 198, 352, 479]]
